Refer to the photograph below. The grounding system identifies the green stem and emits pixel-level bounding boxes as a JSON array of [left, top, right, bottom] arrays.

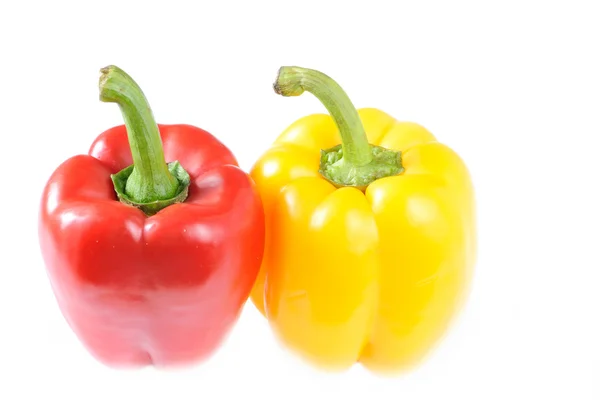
[[274, 67, 372, 167], [99, 65, 190, 215], [274, 66, 403, 189]]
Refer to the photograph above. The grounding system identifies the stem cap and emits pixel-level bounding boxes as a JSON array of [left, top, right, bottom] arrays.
[[111, 161, 190, 216], [319, 144, 404, 190]]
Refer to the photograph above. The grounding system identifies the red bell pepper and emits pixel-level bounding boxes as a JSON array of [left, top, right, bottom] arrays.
[[38, 65, 265, 367]]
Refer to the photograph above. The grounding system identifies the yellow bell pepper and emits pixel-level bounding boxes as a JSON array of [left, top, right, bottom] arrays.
[[250, 66, 476, 374]]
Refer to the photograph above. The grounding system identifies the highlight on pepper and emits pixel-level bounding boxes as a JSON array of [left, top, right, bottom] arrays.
[[249, 66, 476, 374], [38, 65, 265, 368]]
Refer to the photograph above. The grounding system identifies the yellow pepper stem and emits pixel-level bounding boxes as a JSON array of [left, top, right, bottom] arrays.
[[274, 66, 372, 166], [274, 66, 404, 189]]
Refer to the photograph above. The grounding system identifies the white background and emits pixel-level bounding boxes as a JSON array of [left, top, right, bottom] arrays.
[[1, 1, 599, 399]]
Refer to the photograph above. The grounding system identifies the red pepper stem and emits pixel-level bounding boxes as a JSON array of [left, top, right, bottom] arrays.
[[99, 65, 180, 204], [274, 66, 373, 166]]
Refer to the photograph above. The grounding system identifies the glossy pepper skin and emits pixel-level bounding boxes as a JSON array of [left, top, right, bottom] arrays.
[[250, 67, 476, 374], [39, 66, 264, 367]]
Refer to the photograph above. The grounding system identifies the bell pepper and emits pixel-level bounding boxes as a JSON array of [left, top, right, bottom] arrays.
[[250, 66, 476, 374], [38, 66, 265, 367]]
